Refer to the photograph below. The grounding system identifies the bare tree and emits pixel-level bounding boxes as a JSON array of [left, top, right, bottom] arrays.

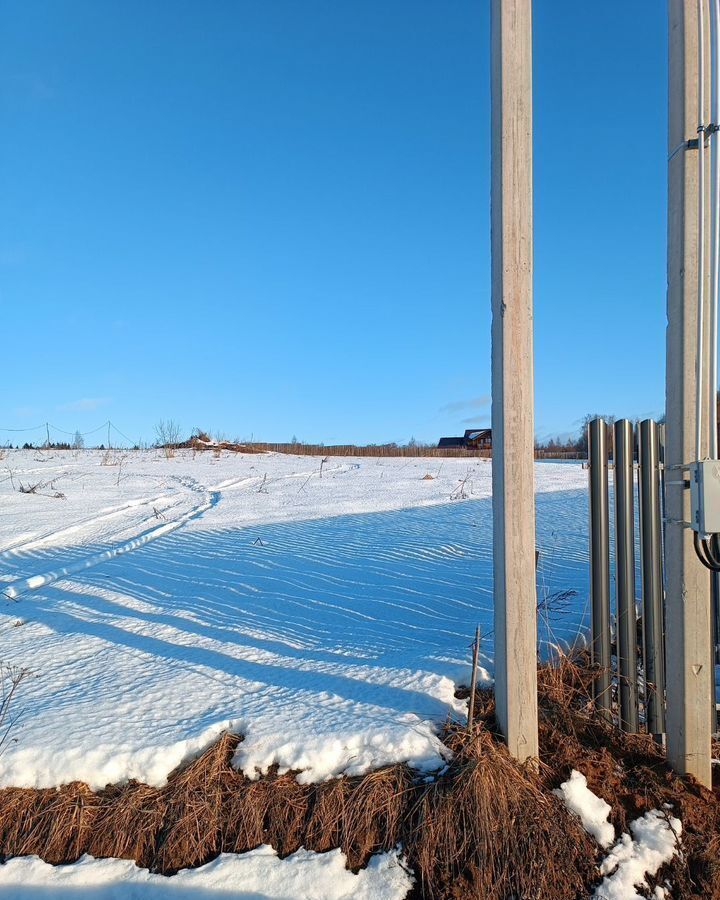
[[72, 430, 84, 450], [155, 419, 182, 458]]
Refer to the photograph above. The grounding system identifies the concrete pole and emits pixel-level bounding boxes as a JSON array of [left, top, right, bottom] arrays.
[[666, 0, 713, 787], [490, 0, 538, 763]]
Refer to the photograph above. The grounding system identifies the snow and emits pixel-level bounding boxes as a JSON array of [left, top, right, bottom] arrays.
[[555, 770, 681, 899], [553, 769, 615, 848], [0, 846, 413, 899], [0, 449, 590, 790], [594, 809, 682, 900]]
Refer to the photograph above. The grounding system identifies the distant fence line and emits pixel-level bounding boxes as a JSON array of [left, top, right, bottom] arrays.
[[0, 422, 586, 460], [234, 442, 586, 460]]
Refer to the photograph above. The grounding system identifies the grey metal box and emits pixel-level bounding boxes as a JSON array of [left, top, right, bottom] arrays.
[[690, 459, 720, 534]]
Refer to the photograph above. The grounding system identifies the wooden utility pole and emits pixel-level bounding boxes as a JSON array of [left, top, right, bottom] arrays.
[[490, 0, 538, 763], [666, 0, 713, 787]]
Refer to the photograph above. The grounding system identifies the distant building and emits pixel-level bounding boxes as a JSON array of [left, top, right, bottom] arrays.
[[437, 428, 492, 450], [463, 428, 492, 449], [437, 436, 466, 449]]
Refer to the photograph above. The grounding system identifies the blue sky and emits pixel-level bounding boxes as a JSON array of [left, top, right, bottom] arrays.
[[1, 1, 667, 446]]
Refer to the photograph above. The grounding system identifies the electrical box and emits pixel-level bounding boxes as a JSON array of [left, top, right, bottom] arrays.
[[690, 459, 720, 534]]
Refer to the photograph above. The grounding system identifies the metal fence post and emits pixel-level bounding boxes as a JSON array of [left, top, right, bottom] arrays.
[[589, 418, 612, 717], [614, 419, 639, 731], [638, 419, 666, 738]]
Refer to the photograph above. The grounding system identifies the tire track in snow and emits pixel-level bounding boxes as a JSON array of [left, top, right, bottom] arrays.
[[3, 491, 218, 600], [0, 491, 185, 557], [1, 474, 257, 600], [1, 464, 329, 588]]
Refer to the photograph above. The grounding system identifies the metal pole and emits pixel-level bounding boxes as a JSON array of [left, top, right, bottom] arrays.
[[589, 418, 612, 718], [467, 625, 480, 733], [666, 0, 713, 786], [490, 0, 538, 763], [614, 420, 639, 731], [638, 420, 667, 738]]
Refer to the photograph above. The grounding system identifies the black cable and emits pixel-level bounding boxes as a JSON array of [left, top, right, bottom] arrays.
[[705, 534, 720, 569], [694, 530, 720, 571], [694, 531, 715, 570], [701, 536, 720, 569]]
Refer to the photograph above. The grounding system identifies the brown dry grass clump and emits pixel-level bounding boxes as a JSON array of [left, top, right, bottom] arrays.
[[411, 726, 595, 898], [1, 658, 719, 898]]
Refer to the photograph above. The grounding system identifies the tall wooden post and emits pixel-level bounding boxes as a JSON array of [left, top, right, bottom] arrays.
[[666, 0, 713, 787], [490, 0, 538, 763]]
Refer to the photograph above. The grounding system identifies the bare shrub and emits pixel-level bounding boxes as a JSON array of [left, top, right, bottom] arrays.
[[0, 666, 30, 758], [155, 420, 182, 458], [450, 470, 472, 500], [18, 478, 65, 499]]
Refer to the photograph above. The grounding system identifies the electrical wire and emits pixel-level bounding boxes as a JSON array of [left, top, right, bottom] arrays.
[[710, 0, 720, 458], [695, 530, 720, 570], [693, 2, 720, 572], [110, 422, 139, 447], [48, 422, 109, 437], [698, 0, 708, 463], [0, 420, 140, 444]]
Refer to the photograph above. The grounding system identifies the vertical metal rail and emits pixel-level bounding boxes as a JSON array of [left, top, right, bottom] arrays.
[[614, 420, 639, 731], [638, 420, 666, 738], [467, 625, 481, 733], [589, 418, 612, 717], [658, 423, 667, 554]]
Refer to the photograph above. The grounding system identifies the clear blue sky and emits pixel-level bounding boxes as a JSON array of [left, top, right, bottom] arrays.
[[1, 1, 667, 446]]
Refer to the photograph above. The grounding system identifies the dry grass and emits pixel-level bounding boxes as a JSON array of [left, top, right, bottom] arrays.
[[411, 726, 595, 899], [1, 659, 718, 897]]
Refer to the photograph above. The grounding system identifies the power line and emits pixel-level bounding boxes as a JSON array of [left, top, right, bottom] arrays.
[[110, 422, 139, 447], [48, 421, 110, 437], [0, 419, 142, 445]]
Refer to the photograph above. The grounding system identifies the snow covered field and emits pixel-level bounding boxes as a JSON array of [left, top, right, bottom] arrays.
[[0, 449, 589, 793]]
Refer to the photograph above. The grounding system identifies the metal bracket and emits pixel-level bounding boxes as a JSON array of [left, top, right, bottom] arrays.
[[664, 517, 693, 529]]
